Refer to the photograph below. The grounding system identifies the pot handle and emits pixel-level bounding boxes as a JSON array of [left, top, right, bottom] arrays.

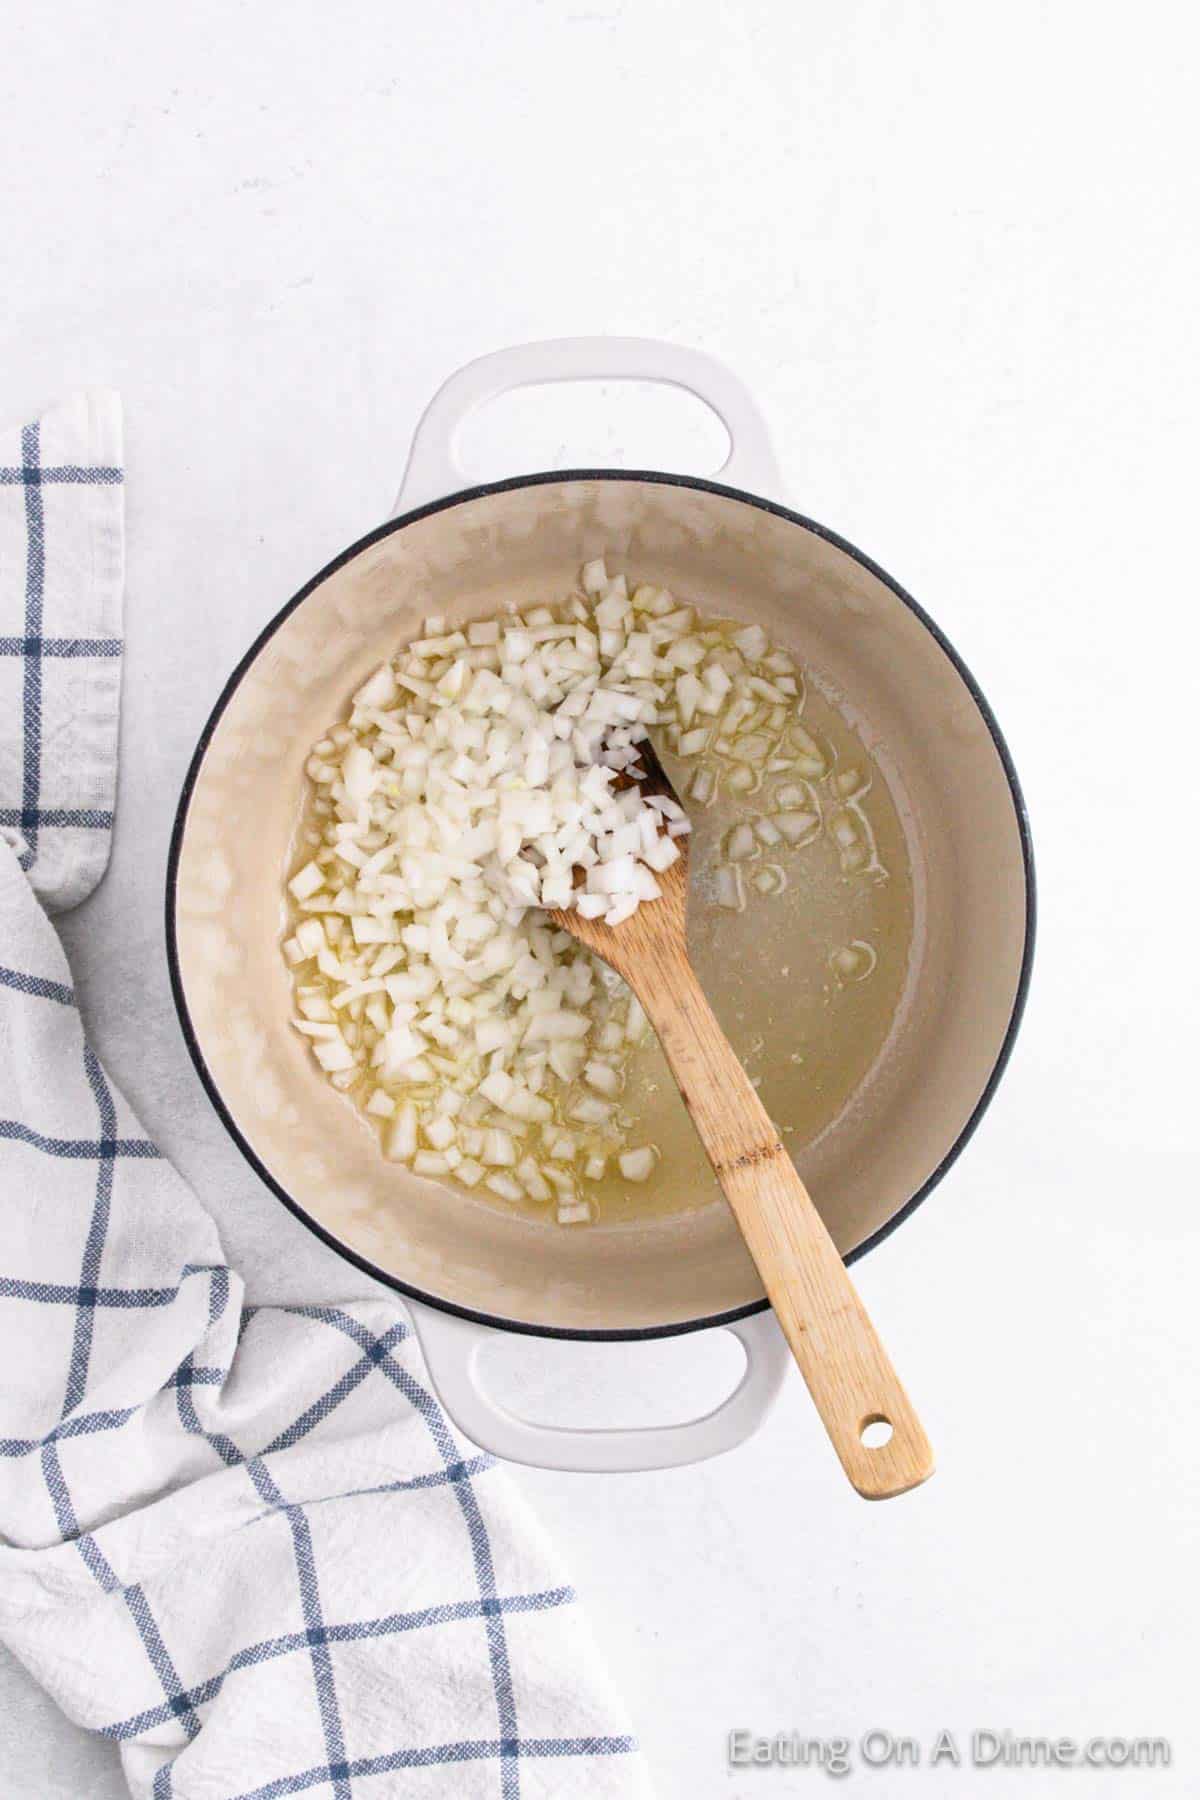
[[393, 336, 783, 513], [407, 1300, 789, 1472]]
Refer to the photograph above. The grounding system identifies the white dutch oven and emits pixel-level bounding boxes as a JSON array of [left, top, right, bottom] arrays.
[[167, 339, 1034, 1473]]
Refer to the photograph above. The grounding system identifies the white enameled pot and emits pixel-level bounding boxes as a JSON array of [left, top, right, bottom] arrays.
[[168, 339, 1034, 1472]]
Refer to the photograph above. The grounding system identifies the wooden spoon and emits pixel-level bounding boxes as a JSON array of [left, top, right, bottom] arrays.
[[550, 744, 934, 1499]]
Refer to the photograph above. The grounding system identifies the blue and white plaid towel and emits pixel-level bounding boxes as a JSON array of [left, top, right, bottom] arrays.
[[0, 395, 650, 1800]]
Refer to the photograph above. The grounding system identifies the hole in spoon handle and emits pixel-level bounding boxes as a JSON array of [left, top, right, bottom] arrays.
[[631, 951, 935, 1500], [770, 1277, 934, 1499]]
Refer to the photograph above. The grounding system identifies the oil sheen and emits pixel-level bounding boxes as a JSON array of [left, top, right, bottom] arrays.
[[586, 683, 914, 1225]]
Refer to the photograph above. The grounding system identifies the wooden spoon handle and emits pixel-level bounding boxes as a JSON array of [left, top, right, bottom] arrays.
[[638, 955, 934, 1499]]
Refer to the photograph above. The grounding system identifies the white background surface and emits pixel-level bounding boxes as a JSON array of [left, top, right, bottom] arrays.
[[2, 2, 1198, 1795]]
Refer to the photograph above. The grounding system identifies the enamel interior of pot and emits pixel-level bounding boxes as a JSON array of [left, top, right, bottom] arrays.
[[171, 478, 1029, 1334]]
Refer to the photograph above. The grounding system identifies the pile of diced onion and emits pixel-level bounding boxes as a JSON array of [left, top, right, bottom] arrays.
[[283, 559, 850, 1225]]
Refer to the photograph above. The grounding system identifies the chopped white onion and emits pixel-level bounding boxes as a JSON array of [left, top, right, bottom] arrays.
[[286, 558, 840, 1227], [714, 864, 745, 911], [831, 940, 878, 982], [773, 810, 820, 845], [385, 1102, 418, 1162], [752, 864, 787, 896], [584, 1060, 620, 1096], [618, 1147, 656, 1182], [289, 861, 325, 901], [724, 823, 758, 863]]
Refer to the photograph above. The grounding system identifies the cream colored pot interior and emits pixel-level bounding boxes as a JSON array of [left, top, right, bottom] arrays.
[[172, 478, 1029, 1333]]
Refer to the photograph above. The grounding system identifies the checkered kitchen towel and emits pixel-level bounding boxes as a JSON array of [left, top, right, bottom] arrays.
[[0, 395, 650, 1800], [0, 392, 124, 911]]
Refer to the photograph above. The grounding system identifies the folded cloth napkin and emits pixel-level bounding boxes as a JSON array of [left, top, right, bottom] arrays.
[[0, 395, 651, 1800]]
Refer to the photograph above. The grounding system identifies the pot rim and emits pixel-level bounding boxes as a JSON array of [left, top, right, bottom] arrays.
[[165, 468, 1036, 1342]]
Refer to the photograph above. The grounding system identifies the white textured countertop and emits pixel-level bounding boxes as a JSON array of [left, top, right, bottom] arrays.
[[2, 3, 1197, 1794]]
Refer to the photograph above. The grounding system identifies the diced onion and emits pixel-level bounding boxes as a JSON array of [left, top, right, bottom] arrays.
[[730, 622, 767, 659], [286, 557, 864, 1228], [584, 1060, 620, 1096], [724, 823, 758, 863], [752, 864, 787, 896], [830, 940, 878, 982], [618, 1147, 656, 1182], [773, 809, 820, 845], [288, 861, 325, 901], [689, 766, 716, 805], [714, 865, 745, 911], [385, 1102, 418, 1162]]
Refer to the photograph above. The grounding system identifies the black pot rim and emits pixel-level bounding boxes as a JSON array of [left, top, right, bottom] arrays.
[[165, 467, 1036, 1343]]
